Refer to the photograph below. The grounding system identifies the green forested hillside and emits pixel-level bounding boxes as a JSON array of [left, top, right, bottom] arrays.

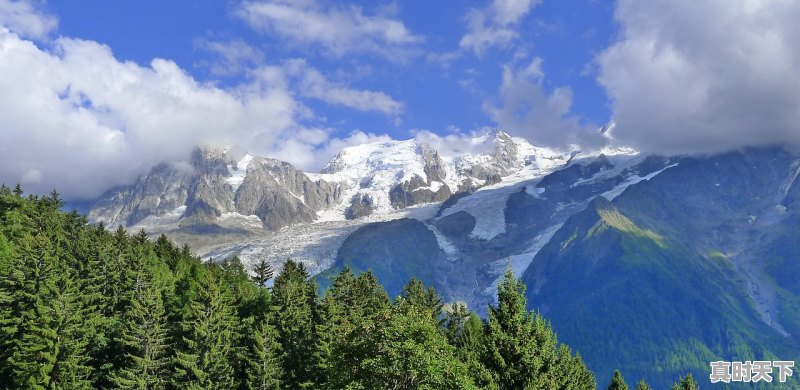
[[0, 185, 613, 389], [524, 193, 800, 389]]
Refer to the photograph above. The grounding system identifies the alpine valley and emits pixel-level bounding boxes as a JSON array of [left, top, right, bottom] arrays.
[[81, 129, 800, 388]]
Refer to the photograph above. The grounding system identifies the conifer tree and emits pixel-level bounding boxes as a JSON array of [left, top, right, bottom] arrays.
[[238, 316, 283, 390], [6, 234, 92, 388], [356, 303, 478, 389], [635, 379, 652, 390], [270, 260, 318, 389], [252, 258, 275, 286], [446, 304, 497, 389], [483, 269, 593, 390], [400, 277, 444, 319], [0, 233, 13, 385], [109, 268, 170, 389], [671, 374, 699, 390], [316, 269, 390, 388], [607, 370, 629, 390], [154, 234, 179, 271], [173, 271, 237, 389]]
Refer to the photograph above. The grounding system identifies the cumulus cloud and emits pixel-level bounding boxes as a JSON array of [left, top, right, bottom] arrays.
[[0, 0, 56, 39], [460, 0, 541, 56], [0, 29, 312, 200], [283, 59, 404, 116], [0, 3, 414, 201], [597, 0, 800, 154], [484, 57, 605, 150], [234, 0, 422, 58]]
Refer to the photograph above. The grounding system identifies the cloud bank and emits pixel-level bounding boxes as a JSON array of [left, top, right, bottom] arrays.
[[598, 0, 800, 154], [0, 29, 303, 200]]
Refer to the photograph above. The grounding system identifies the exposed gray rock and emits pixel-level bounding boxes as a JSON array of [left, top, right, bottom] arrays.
[[388, 175, 452, 209], [420, 144, 447, 183], [234, 157, 321, 230], [88, 147, 343, 232], [345, 193, 374, 220], [87, 163, 191, 227], [180, 148, 236, 226]]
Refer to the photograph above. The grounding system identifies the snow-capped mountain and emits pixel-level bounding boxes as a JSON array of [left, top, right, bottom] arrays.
[[83, 134, 800, 388], [311, 129, 572, 220], [87, 130, 573, 233]]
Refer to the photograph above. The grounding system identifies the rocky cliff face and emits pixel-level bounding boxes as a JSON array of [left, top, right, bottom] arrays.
[[88, 147, 344, 232], [233, 157, 344, 230], [88, 162, 192, 227]]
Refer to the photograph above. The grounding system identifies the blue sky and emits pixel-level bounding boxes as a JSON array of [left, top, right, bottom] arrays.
[[2, 0, 800, 200], [47, 0, 616, 141]]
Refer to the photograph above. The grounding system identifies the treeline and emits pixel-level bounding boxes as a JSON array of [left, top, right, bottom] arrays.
[[0, 185, 690, 389]]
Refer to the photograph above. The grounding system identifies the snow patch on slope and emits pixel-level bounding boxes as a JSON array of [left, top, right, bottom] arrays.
[[484, 223, 564, 295], [225, 154, 252, 192], [426, 224, 459, 260], [600, 163, 678, 200], [133, 205, 187, 229]]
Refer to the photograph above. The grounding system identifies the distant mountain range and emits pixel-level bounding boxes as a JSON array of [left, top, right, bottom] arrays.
[[81, 131, 800, 388]]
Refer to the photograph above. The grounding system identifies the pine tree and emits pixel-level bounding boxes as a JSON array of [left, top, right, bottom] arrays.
[[671, 374, 699, 390], [173, 271, 237, 389], [607, 370, 629, 390], [238, 316, 283, 390], [400, 277, 444, 319], [355, 303, 478, 389], [0, 233, 13, 385], [483, 269, 592, 390], [270, 260, 318, 389], [5, 234, 92, 388], [109, 268, 170, 389], [559, 349, 595, 390], [252, 258, 275, 287], [635, 379, 652, 390], [316, 269, 390, 388], [154, 234, 179, 271], [446, 304, 497, 389]]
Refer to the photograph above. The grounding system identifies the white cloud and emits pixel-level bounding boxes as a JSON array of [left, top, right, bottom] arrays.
[[0, 29, 310, 200], [597, 0, 800, 154], [234, 0, 422, 58], [413, 128, 496, 158], [283, 59, 404, 116], [0, 0, 56, 39], [484, 57, 605, 150], [194, 38, 265, 76], [460, 0, 541, 56], [0, 3, 411, 200]]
